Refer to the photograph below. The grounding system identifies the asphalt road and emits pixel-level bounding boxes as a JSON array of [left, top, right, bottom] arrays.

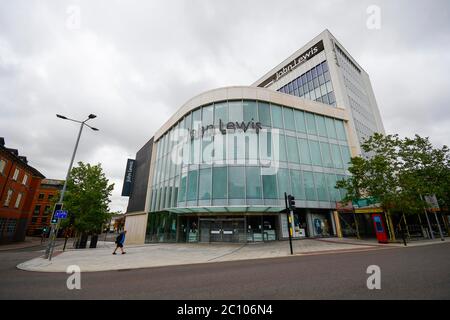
[[0, 242, 449, 299]]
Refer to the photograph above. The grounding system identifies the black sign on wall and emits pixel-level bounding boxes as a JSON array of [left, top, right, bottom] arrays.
[[258, 40, 325, 88], [121, 159, 136, 197]]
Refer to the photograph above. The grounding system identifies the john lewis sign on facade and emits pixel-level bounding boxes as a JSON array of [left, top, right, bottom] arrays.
[[258, 40, 325, 88], [121, 159, 136, 197], [189, 118, 263, 140]]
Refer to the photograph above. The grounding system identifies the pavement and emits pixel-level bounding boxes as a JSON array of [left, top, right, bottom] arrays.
[[15, 236, 448, 273]]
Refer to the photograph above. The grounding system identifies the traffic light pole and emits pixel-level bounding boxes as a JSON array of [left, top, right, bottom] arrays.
[[284, 192, 293, 255]]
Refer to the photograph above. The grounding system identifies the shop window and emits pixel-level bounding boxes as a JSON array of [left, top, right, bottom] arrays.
[[14, 193, 22, 208], [325, 117, 337, 139], [275, 132, 287, 162], [303, 171, 317, 201], [186, 170, 198, 201], [294, 110, 306, 133], [320, 142, 333, 168], [4, 189, 13, 207], [246, 167, 262, 199], [298, 138, 311, 165], [283, 107, 295, 131], [228, 100, 243, 123], [243, 100, 257, 123], [335, 120, 347, 141], [341, 146, 351, 169], [228, 166, 245, 199], [311, 212, 333, 237], [214, 102, 228, 126], [316, 115, 327, 137], [0, 218, 6, 232], [198, 168, 211, 200], [327, 174, 341, 201], [6, 219, 17, 233], [277, 168, 291, 198], [12, 168, 19, 180], [271, 104, 283, 129], [257, 101, 271, 127], [331, 144, 344, 169], [262, 174, 278, 199], [305, 113, 317, 135], [315, 172, 330, 202], [286, 136, 300, 164], [0, 159, 6, 174], [177, 173, 187, 203], [309, 140, 322, 166], [201, 104, 213, 127], [212, 167, 227, 199], [290, 169, 305, 200]]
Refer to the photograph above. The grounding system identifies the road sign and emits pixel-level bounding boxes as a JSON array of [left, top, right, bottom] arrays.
[[55, 210, 68, 219], [50, 203, 64, 224]]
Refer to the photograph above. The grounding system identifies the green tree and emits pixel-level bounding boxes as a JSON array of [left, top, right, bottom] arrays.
[[336, 134, 403, 207], [336, 133, 403, 240], [336, 133, 450, 239], [62, 162, 114, 236], [398, 135, 450, 209]]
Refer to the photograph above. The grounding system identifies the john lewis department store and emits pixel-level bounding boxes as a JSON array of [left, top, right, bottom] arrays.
[[123, 30, 385, 245]]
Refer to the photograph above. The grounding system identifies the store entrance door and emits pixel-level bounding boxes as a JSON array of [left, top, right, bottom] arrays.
[[199, 218, 245, 243]]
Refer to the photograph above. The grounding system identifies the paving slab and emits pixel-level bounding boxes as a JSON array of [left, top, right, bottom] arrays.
[[17, 237, 448, 273], [16, 238, 383, 273]]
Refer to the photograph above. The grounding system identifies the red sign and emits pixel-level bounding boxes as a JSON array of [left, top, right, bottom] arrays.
[[372, 213, 388, 243]]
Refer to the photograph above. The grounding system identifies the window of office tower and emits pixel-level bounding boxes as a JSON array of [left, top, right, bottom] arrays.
[[278, 61, 336, 106]]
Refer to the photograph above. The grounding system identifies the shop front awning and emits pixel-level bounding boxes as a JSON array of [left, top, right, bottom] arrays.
[[165, 206, 284, 214]]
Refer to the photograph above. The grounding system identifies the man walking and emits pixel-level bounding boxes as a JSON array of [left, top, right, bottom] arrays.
[[113, 230, 127, 255]]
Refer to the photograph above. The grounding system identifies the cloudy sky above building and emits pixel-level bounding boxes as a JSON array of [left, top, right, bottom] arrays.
[[1, 0, 449, 212]]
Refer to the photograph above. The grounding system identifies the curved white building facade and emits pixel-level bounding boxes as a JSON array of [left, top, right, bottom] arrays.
[[123, 30, 384, 245]]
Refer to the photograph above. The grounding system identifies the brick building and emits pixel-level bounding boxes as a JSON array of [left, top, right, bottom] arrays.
[[0, 138, 45, 244], [27, 179, 64, 236]]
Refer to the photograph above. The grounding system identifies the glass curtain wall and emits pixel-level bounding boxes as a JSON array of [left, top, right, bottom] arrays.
[[278, 61, 336, 106], [149, 100, 351, 212]]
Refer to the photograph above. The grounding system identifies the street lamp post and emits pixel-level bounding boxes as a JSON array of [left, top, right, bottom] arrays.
[[45, 114, 99, 260]]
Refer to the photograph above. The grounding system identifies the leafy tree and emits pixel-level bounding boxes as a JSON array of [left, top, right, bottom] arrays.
[[336, 133, 450, 240], [61, 162, 114, 235], [399, 135, 450, 210], [336, 133, 403, 208]]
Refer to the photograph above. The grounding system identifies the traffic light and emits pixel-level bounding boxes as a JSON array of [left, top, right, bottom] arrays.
[[288, 195, 296, 210]]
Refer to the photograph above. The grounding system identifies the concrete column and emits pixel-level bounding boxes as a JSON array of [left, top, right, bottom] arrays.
[[385, 211, 396, 242], [333, 211, 343, 238], [330, 210, 337, 236], [306, 210, 314, 237]]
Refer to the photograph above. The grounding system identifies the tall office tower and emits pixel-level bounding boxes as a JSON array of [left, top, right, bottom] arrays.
[[253, 29, 385, 156]]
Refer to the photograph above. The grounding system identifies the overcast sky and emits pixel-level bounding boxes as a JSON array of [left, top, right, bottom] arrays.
[[1, 0, 449, 212]]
